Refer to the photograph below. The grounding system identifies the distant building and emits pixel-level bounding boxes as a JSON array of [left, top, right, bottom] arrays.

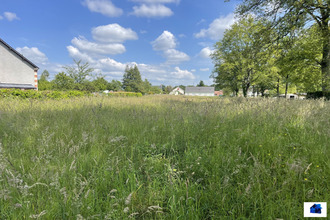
[[214, 90, 223, 96], [185, 87, 215, 96], [169, 87, 185, 95], [0, 38, 38, 90]]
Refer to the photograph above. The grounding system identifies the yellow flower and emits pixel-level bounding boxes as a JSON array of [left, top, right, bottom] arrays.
[[316, 165, 320, 168], [268, 153, 271, 156], [293, 147, 296, 150], [278, 154, 281, 157], [172, 169, 177, 172], [304, 178, 308, 181]]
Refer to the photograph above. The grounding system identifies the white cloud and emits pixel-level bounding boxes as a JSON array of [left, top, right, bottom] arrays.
[[131, 0, 180, 3], [0, 15, 3, 20], [200, 68, 210, 72], [163, 49, 190, 64], [132, 4, 173, 17], [195, 13, 236, 40], [71, 36, 126, 55], [82, 0, 123, 17], [199, 47, 214, 59], [16, 47, 48, 65], [92, 24, 138, 43], [3, 12, 19, 21], [191, 69, 196, 72], [170, 67, 195, 79], [151, 31, 189, 64], [67, 46, 95, 63], [151, 31, 176, 51]]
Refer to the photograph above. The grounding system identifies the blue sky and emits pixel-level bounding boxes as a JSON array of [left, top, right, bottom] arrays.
[[1, 0, 238, 86]]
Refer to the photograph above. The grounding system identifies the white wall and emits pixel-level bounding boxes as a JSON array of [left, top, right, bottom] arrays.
[[185, 93, 214, 96], [0, 43, 35, 85]]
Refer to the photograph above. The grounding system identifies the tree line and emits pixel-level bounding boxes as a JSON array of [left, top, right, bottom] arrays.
[[211, 0, 329, 97], [38, 60, 165, 94]]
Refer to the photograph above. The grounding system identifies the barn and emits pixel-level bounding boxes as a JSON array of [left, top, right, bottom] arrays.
[[185, 87, 215, 96], [0, 38, 38, 90]]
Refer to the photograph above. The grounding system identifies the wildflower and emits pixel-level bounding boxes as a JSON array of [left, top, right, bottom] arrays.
[[278, 154, 281, 157], [304, 178, 308, 181], [123, 207, 130, 213], [268, 153, 271, 156], [316, 165, 320, 168], [293, 147, 296, 150], [172, 169, 177, 172]]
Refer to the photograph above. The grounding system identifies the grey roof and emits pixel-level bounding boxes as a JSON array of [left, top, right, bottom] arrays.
[[185, 86, 215, 93], [0, 38, 39, 69], [0, 83, 36, 89]]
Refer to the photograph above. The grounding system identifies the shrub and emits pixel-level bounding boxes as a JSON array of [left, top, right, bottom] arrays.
[[0, 89, 87, 99]]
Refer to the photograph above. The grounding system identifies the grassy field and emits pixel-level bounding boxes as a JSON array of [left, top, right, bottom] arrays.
[[0, 96, 329, 219]]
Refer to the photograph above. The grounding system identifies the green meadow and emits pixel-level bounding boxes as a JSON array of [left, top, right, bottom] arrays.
[[0, 96, 329, 219]]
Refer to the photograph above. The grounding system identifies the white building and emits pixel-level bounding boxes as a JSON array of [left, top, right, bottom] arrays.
[[185, 87, 215, 96], [0, 38, 38, 90], [169, 87, 185, 95]]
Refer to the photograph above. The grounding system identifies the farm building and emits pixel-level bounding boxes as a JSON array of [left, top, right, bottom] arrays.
[[0, 38, 38, 90], [169, 87, 185, 95], [185, 87, 215, 96]]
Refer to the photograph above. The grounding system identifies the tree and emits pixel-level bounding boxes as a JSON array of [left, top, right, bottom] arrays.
[[63, 59, 94, 84], [92, 76, 108, 92], [38, 70, 53, 90], [235, 0, 329, 94], [108, 80, 122, 91], [52, 72, 74, 90], [164, 85, 173, 94], [197, 80, 206, 87], [211, 16, 274, 97], [122, 65, 143, 92]]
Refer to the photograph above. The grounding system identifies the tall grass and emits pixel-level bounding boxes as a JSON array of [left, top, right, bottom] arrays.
[[0, 96, 329, 219]]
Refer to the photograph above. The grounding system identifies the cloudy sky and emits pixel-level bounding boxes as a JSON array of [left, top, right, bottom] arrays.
[[1, 0, 238, 86]]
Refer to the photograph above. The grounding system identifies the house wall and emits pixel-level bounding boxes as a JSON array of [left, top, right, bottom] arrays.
[[0, 43, 35, 86], [185, 92, 214, 96]]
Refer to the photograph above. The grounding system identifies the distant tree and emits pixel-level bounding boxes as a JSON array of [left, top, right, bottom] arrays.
[[38, 70, 53, 90], [122, 65, 143, 93], [197, 80, 206, 87], [63, 59, 94, 84], [164, 85, 173, 94], [108, 80, 122, 91], [178, 85, 186, 91], [52, 72, 74, 90], [92, 75, 108, 91], [39, 70, 50, 81]]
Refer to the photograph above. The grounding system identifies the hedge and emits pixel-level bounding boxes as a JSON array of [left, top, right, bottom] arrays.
[[0, 89, 87, 99]]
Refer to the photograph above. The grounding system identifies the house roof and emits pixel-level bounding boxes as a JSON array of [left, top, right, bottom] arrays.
[[185, 87, 214, 93], [0, 83, 36, 89], [0, 38, 39, 70]]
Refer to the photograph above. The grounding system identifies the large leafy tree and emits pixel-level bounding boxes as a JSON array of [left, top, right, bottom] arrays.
[[52, 72, 74, 90], [235, 0, 329, 93], [122, 65, 143, 92], [212, 16, 274, 97], [63, 59, 94, 84]]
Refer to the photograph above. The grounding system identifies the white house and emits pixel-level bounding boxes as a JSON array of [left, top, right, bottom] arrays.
[[185, 87, 215, 96], [169, 87, 185, 95], [0, 38, 38, 90]]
